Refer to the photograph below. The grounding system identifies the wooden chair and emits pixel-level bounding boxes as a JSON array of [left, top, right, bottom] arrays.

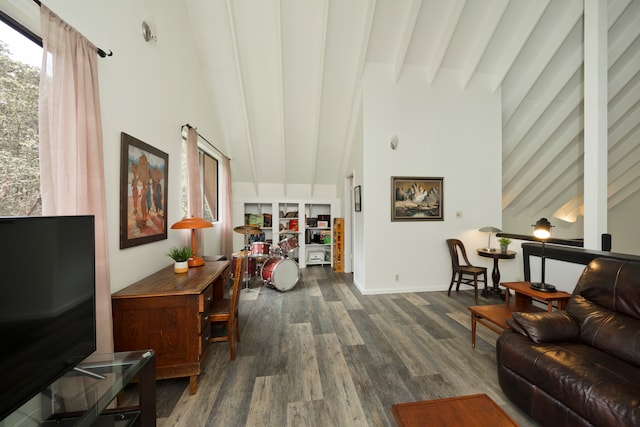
[[446, 239, 487, 304], [209, 254, 244, 360]]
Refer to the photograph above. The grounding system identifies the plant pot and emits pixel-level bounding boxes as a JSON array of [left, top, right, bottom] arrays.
[[500, 245, 508, 253], [174, 261, 189, 273]]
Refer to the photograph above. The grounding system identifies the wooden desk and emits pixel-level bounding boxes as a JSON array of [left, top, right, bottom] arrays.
[[112, 261, 230, 395], [468, 281, 570, 348], [392, 394, 518, 427], [476, 248, 516, 295]]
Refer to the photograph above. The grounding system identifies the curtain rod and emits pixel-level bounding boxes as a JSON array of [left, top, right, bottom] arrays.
[[32, 0, 113, 58], [182, 124, 231, 161]]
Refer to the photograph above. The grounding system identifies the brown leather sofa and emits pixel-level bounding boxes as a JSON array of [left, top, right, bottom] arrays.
[[496, 258, 640, 427]]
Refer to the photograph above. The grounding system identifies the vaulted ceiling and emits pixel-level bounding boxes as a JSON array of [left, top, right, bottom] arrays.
[[185, 0, 640, 220]]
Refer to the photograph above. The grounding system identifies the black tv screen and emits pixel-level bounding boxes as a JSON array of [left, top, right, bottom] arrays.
[[0, 216, 96, 421]]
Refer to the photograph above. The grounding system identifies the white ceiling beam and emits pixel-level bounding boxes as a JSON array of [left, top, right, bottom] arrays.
[[502, 0, 583, 125], [459, 0, 508, 89], [507, 133, 583, 213], [609, 139, 640, 183], [490, 0, 551, 92], [608, 0, 640, 67], [275, 0, 287, 195], [503, 80, 582, 185], [309, 0, 329, 197], [226, 0, 259, 195], [392, 0, 422, 83], [503, 52, 582, 161], [609, 174, 640, 208], [426, 0, 465, 85], [610, 115, 640, 165], [339, 0, 376, 182]]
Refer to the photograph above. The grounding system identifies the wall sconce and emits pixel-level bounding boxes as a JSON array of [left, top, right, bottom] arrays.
[[390, 135, 398, 150], [141, 20, 157, 43], [530, 217, 556, 292]]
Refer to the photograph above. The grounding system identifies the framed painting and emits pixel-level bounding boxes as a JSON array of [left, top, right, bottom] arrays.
[[354, 185, 362, 212], [391, 176, 443, 221], [120, 132, 168, 248]]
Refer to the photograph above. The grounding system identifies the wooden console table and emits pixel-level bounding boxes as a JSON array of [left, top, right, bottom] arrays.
[[468, 281, 571, 348], [112, 261, 230, 395]]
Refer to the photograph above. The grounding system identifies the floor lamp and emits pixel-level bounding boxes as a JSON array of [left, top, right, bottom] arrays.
[[171, 217, 214, 267], [530, 217, 556, 292]]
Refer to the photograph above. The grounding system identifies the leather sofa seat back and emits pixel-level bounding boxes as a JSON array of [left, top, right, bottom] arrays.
[[567, 258, 640, 367]]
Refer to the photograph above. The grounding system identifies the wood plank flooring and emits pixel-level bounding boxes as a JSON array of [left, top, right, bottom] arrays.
[[126, 265, 538, 426]]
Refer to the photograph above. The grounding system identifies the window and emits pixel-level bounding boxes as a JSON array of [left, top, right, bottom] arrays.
[[180, 137, 219, 222], [0, 17, 42, 216]]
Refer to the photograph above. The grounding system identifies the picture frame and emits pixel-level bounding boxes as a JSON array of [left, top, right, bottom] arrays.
[[120, 132, 168, 248], [354, 185, 362, 212], [391, 176, 443, 221]]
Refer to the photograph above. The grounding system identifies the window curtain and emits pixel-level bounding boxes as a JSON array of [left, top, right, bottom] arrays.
[[186, 127, 204, 252], [39, 6, 113, 354], [220, 156, 233, 260]]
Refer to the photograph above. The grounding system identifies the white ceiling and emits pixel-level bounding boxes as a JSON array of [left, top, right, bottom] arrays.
[[184, 0, 640, 219]]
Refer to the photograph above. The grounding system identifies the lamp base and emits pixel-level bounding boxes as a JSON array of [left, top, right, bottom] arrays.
[[188, 256, 205, 267], [530, 282, 556, 293]]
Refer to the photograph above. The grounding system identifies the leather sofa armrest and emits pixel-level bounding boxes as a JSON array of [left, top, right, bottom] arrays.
[[511, 311, 580, 344], [505, 318, 529, 337]]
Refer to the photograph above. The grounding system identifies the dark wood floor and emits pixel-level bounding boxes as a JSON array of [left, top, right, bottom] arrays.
[[128, 265, 538, 426]]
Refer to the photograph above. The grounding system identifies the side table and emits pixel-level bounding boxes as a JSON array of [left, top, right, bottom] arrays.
[[476, 249, 516, 295], [468, 281, 570, 347]]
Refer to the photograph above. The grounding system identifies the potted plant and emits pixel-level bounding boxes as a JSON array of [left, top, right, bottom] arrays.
[[168, 246, 192, 273], [498, 237, 512, 253]]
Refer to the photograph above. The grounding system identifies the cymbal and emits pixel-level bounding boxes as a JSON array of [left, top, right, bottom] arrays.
[[234, 224, 262, 235]]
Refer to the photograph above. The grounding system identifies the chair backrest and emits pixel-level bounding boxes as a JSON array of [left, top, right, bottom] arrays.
[[446, 239, 472, 270], [229, 255, 244, 318]]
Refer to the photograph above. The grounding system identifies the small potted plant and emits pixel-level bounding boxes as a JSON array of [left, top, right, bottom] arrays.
[[168, 246, 192, 273], [498, 237, 512, 253]]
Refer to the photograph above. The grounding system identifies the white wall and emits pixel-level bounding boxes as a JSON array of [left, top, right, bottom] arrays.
[[610, 190, 640, 255], [44, 0, 221, 292], [357, 65, 506, 294]]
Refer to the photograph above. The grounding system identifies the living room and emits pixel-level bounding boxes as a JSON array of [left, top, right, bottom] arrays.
[[1, 0, 640, 425]]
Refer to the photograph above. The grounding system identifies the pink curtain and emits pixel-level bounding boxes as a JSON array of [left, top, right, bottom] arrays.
[[220, 156, 233, 260], [186, 127, 204, 252], [39, 6, 113, 354]]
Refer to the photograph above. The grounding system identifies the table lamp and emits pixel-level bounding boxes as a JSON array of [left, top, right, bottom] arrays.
[[479, 226, 501, 251], [171, 217, 213, 267], [530, 217, 556, 292]]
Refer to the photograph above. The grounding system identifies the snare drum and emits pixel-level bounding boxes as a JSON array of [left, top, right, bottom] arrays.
[[261, 258, 299, 292], [279, 236, 299, 253], [231, 252, 256, 279], [250, 241, 271, 260]]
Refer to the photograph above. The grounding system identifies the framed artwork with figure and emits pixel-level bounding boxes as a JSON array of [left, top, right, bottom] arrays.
[[391, 176, 443, 221], [120, 132, 168, 248]]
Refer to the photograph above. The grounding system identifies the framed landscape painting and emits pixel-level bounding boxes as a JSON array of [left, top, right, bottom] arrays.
[[391, 176, 443, 221], [120, 132, 168, 248]]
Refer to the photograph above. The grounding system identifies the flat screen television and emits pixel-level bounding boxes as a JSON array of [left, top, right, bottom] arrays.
[[0, 215, 96, 421]]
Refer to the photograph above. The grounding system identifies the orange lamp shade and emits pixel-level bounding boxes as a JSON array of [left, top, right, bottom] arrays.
[[171, 217, 213, 267]]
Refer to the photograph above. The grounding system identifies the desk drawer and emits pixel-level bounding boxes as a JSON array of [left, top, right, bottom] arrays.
[[200, 323, 211, 356], [199, 284, 213, 313]]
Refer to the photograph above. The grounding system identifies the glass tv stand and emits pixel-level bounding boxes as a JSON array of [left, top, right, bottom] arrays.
[[8, 350, 156, 427]]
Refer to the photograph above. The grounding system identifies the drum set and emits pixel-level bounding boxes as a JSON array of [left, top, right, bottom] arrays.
[[233, 225, 300, 292]]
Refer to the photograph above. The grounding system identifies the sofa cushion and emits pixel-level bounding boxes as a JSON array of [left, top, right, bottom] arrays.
[[511, 311, 579, 344], [498, 330, 640, 427], [568, 258, 640, 367]]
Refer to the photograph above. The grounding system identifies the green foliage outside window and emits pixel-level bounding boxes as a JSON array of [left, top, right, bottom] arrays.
[[0, 40, 41, 216]]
